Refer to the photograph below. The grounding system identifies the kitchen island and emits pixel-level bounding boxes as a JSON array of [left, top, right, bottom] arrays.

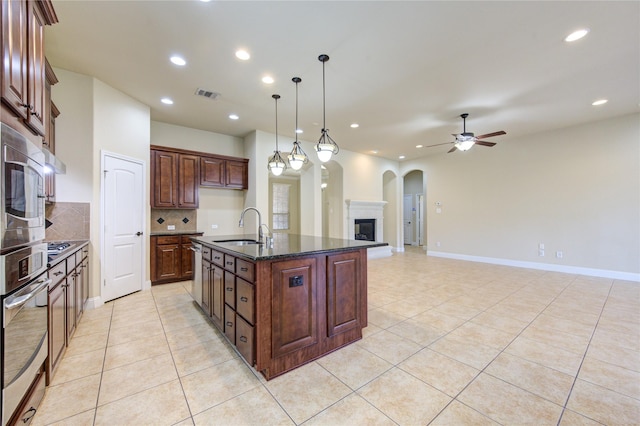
[[191, 234, 387, 380]]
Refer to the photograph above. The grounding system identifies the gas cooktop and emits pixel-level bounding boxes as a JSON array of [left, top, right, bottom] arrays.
[[47, 242, 73, 254]]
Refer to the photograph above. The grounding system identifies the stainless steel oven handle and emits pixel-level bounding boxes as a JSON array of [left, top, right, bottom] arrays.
[[5, 277, 51, 310]]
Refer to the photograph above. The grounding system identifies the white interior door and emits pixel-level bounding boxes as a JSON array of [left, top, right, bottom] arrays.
[[102, 153, 144, 302], [403, 194, 413, 245]]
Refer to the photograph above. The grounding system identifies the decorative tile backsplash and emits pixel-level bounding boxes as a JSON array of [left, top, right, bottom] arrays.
[[45, 202, 90, 241], [151, 209, 197, 233]]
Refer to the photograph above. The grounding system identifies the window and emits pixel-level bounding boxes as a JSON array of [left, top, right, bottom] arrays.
[[272, 183, 290, 230]]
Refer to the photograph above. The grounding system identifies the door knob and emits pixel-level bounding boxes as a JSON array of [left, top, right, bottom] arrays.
[[135, 231, 143, 236]]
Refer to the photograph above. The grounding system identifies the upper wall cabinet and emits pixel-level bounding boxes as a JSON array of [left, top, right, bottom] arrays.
[[200, 155, 248, 190], [151, 148, 199, 209], [150, 146, 248, 208], [1, 0, 58, 138]]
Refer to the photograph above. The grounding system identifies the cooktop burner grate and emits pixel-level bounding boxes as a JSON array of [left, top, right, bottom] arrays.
[[47, 242, 71, 253]]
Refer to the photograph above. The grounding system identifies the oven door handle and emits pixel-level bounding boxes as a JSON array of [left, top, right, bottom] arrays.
[[4, 277, 51, 310]]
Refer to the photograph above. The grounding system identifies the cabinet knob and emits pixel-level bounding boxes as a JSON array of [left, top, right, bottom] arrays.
[[226, 287, 233, 291], [239, 336, 247, 343], [240, 296, 248, 302], [226, 321, 233, 327]]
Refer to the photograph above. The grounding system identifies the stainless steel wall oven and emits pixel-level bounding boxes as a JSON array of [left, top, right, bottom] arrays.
[[1, 123, 49, 425], [1, 123, 46, 253]]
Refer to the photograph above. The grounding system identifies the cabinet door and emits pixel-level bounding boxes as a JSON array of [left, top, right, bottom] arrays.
[[80, 256, 89, 310], [25, 0, 46, 136], [154, 243, 180, 282], [201, 259, 212, 315], [1, 0, 29, 119], [180, 241, 193, 279], [271, 257, 318, 358], [210, 265, 224, 330], [326, 251, 361, 337], [178, 154, 199, 208], [48, 281, 66, 383], [66, 273, 76, 340], [74, 268, 83, 325], [200, 156, 225, 187], [151, 150, 178, 208], [225, 159, 248, 189]]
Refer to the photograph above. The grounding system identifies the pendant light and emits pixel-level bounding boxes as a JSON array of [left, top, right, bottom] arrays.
[[268, 94, 286, 176], [288, 77, 308, 170], [315, 54, 339, 163]]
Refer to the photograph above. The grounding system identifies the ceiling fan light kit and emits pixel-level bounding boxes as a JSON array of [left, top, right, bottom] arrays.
[[428, 113, 506, 154]]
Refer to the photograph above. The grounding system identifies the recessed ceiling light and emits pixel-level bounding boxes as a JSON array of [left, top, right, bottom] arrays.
[[170, 56, 186, 66], [565, 29, 589, 42], [235, 50, 250, 61], [161, 97, 174, 105], [371, 150, 378, 154], [399, 155, 405, 160], [229, 114, 239, 120], [350, 123, 359, 128], [262, 76, 274, 84], [416, 144, 423, 148], [592, 99, 608, 106]]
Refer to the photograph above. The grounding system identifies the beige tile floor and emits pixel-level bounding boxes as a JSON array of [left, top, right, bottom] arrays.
[[32, 248, 640, 425]]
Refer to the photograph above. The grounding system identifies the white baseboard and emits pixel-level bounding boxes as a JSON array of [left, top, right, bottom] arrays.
[[85, 296, 104, 310], [143, 279, 151, 291], [367, 245, 393, 259], [427, 250, 640, 282]]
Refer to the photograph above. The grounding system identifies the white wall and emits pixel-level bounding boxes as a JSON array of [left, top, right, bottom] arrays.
[[402, 113, 640, 278], [52, 70, 151, 304]]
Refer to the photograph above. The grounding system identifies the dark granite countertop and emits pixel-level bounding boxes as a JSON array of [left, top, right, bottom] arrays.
[[190, 234, 387, 261], [150, 231, 203, 236]]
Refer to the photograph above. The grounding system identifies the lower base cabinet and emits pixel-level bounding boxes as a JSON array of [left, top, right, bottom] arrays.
[[47, 245, 89, 384], [196, 244, 367, 381], [7, 365, 46, 426]]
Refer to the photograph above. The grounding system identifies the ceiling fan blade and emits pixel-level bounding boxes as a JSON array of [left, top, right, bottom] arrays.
[[425, 142, 455, 148], [476, 131, 506, 139], [474, 141, 497, 147], [447, 146, 457, 153]]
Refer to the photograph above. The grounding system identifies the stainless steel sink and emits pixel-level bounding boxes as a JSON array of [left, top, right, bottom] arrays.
[[213, 239, 262, 246]]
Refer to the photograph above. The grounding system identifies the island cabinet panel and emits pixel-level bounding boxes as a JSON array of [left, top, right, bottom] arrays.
[[270, 257, 318, 358], [210, 265, 224, 330], [326, 251, 361, 337], [201, 257, 212, 316]]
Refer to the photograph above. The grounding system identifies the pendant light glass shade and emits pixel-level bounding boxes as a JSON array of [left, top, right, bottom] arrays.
[[315, 54, 339, 163], [288, 77, 308, 170], [268, 94, 287, 176]]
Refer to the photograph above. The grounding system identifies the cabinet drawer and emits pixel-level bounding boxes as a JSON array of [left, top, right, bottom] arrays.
[[236, 258, 254, 282], [202, 246, 212, 262], [156, 236, 180, 245], [236, 278, 255, 324], [211, 249, 224, 267], [236, 315, 254, 365], [224, 305, 235, 344], [48, 261, 66, 287], [224, 271, 235, 308], [223, 254, 235, 272]]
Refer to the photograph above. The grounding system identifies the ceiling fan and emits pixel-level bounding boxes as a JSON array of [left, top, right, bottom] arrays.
[[428, 113, 506, 153]]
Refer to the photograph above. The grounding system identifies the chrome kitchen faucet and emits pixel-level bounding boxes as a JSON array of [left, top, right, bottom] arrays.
[[239, 207, 271, 245]]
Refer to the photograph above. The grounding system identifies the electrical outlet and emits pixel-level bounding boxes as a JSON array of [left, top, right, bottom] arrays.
[[556, 251, 563, 259], [539, 249, 545, 257], [436, 241, 441, 247], [539, 243, 545, 250], [211, 224, 218, 229], [167, 225, 175, 231]]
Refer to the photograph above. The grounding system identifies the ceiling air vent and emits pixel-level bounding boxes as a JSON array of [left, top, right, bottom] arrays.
[[195, 88, 221, 100]]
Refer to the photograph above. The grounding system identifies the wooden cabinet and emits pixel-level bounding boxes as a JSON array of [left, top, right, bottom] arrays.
[[43, 59, 58, 202], [47, 261, 66, 384], [150, 149, 199, 209], [201, 251, 224, 330], [1, 0, 57, 138], [47, 244, 90, 384], [150, 234, 200, 284], [200, 155, 248, 190]]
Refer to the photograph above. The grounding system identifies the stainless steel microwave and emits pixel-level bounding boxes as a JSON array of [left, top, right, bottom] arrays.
[[0, 124, 45, 253]]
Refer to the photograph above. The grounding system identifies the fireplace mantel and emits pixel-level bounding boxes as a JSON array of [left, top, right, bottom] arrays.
[[345, 200, 391, 258]]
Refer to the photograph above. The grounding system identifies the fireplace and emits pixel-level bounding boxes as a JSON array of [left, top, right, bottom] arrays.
[[355, 219, 376, 241]]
